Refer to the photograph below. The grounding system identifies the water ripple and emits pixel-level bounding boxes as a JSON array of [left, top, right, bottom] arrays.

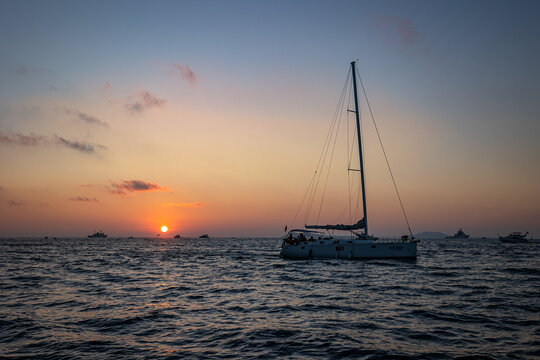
[[0, 237, 538, 358]]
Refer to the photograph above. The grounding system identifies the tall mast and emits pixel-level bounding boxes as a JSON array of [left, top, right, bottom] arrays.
[[351, 61, 368, 236]]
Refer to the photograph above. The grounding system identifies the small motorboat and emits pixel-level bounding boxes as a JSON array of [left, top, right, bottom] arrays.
[[88, 231, 108, 238], [499, 232, 529, 243]]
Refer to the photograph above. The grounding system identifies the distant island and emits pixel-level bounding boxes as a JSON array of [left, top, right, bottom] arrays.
[[415, 231, 448, 239]]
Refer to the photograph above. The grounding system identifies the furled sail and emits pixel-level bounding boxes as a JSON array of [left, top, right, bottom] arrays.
[[305, 218, 365, 231]]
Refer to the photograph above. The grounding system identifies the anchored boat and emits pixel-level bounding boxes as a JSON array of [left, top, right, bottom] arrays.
[[88, 230, 107, 238], [445, 228, 470, 239], [281, 62, 417, 260], [499, 232, 529, 243]]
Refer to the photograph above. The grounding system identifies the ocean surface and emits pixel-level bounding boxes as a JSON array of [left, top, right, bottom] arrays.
[[0, 237, 538, 359]]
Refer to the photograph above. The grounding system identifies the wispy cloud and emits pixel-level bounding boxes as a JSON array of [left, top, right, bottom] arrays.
[[169, 63, 197, 87], [54, 135, 101, 154], [125, 90, 166, 115], [62, 107, 108, 127], [125, 102, 144, 114], [6, 200, 25, 206], [376, 16, 424, 50], [162, 201, 207, 208], [1, 131, 106, 156], [69, 196, 100, 202], [110, 180, 169, 195], [0, 132, 47, 146]]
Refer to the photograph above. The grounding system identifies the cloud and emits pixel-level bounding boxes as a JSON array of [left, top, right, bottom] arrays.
[[69, 196, 99, 202], [62, 107, 108, 127], [170, 63, 197, 86], [376, 16, 423, 49], [110, 180, 169, 195], [54, 135, 99, 154], [6, 200, 25, 206], [126, 102, 144, 114], [162, 201, 207, 208], [1, 131, 106, 155], [0, 131, 47, 146], [141, 91, 166, 107], [125, 90, 166, 115]]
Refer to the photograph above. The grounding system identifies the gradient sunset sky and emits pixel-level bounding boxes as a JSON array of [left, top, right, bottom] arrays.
[[1, 0, 539, 237]]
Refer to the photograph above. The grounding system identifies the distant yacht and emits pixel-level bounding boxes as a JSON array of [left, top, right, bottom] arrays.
[[199, 234, 209, 239], [280, 62, 417, 260], [445, 228, 469, 239], [88, 231, 108, 238], [174, 234, 181, 239], [499, 232, 528, 243]]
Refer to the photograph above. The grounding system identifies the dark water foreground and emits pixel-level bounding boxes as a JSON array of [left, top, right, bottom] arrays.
[[0, 237, 538, 359]]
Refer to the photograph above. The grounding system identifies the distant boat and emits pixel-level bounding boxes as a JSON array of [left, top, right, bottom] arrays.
[[445, 228, 469, 239], [499, 232, 528, 243], [88, 231, 107, 238], [174, 234, 181, 239], [280, 62, 417, 260], [199, 234, 209, 239]]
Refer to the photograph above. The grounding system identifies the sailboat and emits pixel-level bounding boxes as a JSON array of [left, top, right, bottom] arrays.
[[445, 228, 470, 239], [281, 61, 417, 259]]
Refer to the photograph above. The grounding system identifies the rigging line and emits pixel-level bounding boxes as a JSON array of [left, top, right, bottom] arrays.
[[350, 118, 361, 221], [358, 73, 414, 237], [346, 76, 352, 223], [316, 87, 345, 225], [345, 77, 362, 222], [315, 91, 344, 224], [290, 170, 317, 230], [305, 104, 338, 224], [358, 74, 366, 221], [347, 81, 361, 222], [304, 102, 338, 223], [355, 169, 361, 220], [305, 70, 350, 224], [305, 71, 348, 221]]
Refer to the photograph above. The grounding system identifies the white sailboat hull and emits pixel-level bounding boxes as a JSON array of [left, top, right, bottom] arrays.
[[281, 239, 417, 260]]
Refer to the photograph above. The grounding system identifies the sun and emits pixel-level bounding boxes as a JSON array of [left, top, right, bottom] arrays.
[[161, 225, 168, 233]]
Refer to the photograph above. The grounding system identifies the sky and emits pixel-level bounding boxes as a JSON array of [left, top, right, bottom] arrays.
[[1, 0, 539, 237]]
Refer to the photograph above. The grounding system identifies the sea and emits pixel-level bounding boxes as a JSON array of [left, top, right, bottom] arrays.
[[0, 237, 538, 359]]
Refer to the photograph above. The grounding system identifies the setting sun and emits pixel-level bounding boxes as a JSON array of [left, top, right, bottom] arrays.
[[160, 226, 168, 233]]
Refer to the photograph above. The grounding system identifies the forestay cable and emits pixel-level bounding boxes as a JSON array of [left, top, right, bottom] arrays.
[[357, 73, 414, 237]]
